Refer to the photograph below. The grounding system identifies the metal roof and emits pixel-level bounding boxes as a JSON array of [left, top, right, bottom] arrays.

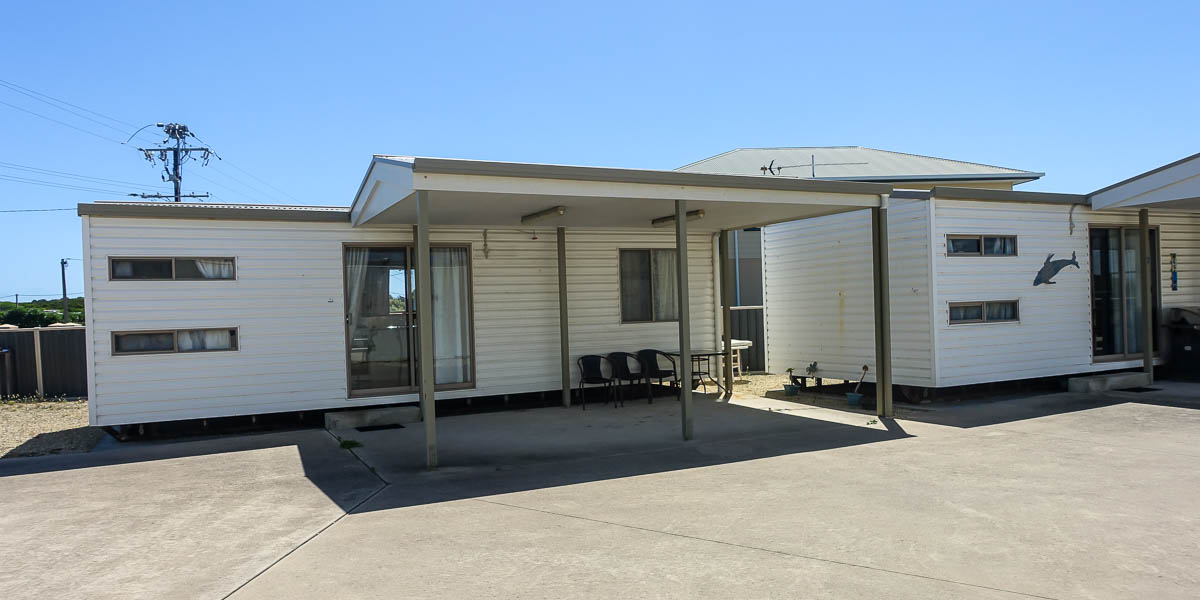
[[677, 146, 1043, 183], [372, 155, 893, 195], [78, 201, 350, 222]]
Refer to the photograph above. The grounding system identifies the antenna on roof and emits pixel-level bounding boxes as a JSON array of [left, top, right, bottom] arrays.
[[760, 154, 869, 178]]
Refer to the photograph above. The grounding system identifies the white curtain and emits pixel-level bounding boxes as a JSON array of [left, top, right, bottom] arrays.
[[178, 329, 233, 351], [652, 249, 678, 321], [345, 248, 370, 346], [194, 258, 235, 279], [113, 261, 134, 278], [430, 247, 471, 384]]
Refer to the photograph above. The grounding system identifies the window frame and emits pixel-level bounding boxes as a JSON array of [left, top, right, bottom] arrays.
[[340, 242, 477, 398], [948, 300, 1020, 325], [111, 327, 240, 356], [946, 235, 1019, 257], [617, 248, 680, 324], [108, 256, 238, 281]]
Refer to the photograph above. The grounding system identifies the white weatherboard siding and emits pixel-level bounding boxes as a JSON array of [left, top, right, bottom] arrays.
[[762, 199, 932, 386], [85, 217, 715, 426], [930, 201, 1200, 387]]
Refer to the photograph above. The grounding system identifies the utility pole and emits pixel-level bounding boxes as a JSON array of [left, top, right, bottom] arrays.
[[60, 259, 69, 322], [136, 123, 215, 202]]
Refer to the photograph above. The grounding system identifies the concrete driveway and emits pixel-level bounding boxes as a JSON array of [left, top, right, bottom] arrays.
[[2, 384, 1198, 599]]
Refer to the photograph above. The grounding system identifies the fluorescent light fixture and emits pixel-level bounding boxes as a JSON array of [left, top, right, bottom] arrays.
[[651, 209, 706, 228], [520, 205, 566, 224]]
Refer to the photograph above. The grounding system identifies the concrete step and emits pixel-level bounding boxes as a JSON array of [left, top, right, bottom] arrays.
[[1067, 371, 1152, 393], [325, 406, 421, 430]]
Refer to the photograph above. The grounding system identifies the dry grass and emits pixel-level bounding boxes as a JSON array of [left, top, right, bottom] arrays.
[[0, 399, 103, 458]]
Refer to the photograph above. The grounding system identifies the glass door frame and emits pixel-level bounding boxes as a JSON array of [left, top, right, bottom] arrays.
[[1088, 224, 1161, 362], [342, 241, 477, 398]]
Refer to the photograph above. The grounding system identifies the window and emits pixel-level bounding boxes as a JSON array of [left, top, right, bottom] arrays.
[[949, 301, 1019, 325], [110, 257, 236, 280], [112, 328, 238, 355], [947, 235, 1017, 256], [344, 245, 474, 396], [619, 249, 678, 323]]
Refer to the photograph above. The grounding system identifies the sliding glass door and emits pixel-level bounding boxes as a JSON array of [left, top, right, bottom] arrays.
[[1089, 227, 1158, 360], [345, 245, 473, 396]]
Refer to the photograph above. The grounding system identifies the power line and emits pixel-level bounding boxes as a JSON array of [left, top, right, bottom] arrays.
[[0, 173, 131, 194], [1, 80, 301, 203], [0, 79, 137, 128], [0, 207, 76, 213], [0, 160, 172, 189], [0, 99, 128, 145]]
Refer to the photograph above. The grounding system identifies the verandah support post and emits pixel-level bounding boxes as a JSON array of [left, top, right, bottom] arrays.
[[719, 230, 734, 399], [1139, 208, 1154, 382], [676, 199, 694, 440], [414, 190, 437, 469], [557, 226, 571, 407], [871, 199, 894, 418]]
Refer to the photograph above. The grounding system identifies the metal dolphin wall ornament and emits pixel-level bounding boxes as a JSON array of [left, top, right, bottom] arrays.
[[1033, 251, 1080, 286]]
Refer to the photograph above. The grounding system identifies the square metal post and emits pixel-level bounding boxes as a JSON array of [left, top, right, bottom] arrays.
[[719, 230, 734, 398], [676, 200, 693, 439], [1139, 209, 1154, 381], [871, 202, 894, 418], [557, 227, 571, 407], [414, 191, 437, 469]]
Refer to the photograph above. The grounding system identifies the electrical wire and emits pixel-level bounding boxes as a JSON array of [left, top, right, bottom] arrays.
[[0, 173, 133, 194], [0, 99, 129, 145], [0, 207, 76, 212], [0, 161, 172, 189]]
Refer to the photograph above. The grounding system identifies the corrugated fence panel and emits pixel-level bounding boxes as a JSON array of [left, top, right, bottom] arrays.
[[0, 329, 87, 397], [730, 307, 764, 372], [39, 328, 88, 397], [0, 330, 37, 396]]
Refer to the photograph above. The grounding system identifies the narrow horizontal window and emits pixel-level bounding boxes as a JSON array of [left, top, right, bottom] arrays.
[[949, 301, 1019, 325], [947, 235, 1017, 256], [110, 257, 236, 280], [112, 328, 238, 355], [111, 258, 173, 279]]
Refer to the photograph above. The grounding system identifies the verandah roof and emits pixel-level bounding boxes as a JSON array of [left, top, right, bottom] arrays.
[[349, 156, 892, 230]]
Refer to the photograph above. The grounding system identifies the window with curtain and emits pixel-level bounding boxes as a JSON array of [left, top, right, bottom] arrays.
[[949, 301, 1019, 325], [946, 235, 1017, 256], [110, 257, 235, 280], [344, 245, 473, 394], [619, 249, 679, 323], [112, 328, 238, 355]]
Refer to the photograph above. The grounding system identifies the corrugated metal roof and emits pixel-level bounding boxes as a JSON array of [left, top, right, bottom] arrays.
[[78, 201, 350, 222], [677, 146, 1042, 183]]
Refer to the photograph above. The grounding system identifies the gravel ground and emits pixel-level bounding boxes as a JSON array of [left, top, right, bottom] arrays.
[[0, 400, 103, 458]]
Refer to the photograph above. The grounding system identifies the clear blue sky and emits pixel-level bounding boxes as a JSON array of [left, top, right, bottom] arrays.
[[2, 1, 1198, 298]]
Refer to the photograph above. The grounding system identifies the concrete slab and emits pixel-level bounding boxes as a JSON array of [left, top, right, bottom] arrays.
[[228, 386, 1200, 600], [0, 429, 384, 600], [1068, 371, 1152, 392], [324, 405, 421, 430]]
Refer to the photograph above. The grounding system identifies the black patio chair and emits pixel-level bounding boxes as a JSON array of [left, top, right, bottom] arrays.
[[637, 349, 678, 402], [576, 354, 616, 410], [607, 351, 647, 406]]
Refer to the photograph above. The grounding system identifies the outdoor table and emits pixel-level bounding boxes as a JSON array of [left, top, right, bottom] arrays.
[[666, 350, 729, 395]]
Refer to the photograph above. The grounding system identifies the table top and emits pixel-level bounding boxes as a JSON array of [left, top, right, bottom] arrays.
[[666, 350, 726, 358]]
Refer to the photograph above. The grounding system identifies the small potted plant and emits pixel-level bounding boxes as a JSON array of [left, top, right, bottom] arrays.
[[783, 368, 799, 396]]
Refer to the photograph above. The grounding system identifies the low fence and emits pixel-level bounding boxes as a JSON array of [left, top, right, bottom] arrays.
[[730, 306, 765, 373], [0, 326, 88, 398]]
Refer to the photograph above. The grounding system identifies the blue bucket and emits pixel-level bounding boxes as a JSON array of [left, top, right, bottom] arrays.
[[846, 392, 863, 406]]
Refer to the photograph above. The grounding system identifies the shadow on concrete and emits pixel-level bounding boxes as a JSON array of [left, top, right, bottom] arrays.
[[336, 395, 912, 514], [0, 429, 382, 512], [2, 426, 105, 458]]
